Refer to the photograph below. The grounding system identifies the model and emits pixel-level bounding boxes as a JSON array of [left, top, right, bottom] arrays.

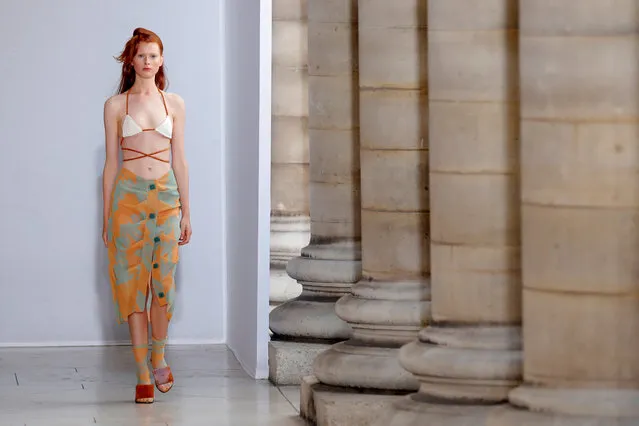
[[102, 27, 191, 404]]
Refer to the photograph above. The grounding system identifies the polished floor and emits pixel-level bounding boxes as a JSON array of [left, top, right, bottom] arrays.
[[0, 344, 305, 426]]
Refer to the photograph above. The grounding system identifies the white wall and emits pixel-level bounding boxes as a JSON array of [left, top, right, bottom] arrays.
[[0, 0, 226, 346], [224, 0, 272, 378]]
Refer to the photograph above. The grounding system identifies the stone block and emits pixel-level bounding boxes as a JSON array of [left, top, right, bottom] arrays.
[[268, 341, 331, 385]]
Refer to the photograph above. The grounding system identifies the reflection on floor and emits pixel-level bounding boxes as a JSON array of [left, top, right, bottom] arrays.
[[0, 344, 305, 426]]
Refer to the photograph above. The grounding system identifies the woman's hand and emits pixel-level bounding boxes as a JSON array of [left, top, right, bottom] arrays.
[[179, 216, 192, 245]]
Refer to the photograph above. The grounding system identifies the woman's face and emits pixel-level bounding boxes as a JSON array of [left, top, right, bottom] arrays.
[[131, 42, 163, 78]]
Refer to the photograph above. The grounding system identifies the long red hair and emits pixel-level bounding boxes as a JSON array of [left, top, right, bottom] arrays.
[[115, 27, 169, 94]]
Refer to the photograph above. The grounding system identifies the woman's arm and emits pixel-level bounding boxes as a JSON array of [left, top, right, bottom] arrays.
[[102, 96, 121, 247], [170, 94, 192, 245]]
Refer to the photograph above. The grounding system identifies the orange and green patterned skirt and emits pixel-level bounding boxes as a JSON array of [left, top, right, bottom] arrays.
[[107, 167, 181, 324]]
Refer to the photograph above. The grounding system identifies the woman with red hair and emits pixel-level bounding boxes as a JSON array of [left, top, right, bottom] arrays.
[[102, 27, 192, 404]]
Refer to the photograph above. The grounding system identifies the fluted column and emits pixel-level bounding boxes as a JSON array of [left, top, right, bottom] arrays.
[[269, 0, 361, 385], [380, 1, 522, 424], [312, 0, 429, 393], [496, 2, 639, 424], [270, 0, 310, 309]]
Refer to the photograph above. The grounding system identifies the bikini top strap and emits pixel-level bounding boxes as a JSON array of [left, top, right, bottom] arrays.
[[158, 87, 169, 116]]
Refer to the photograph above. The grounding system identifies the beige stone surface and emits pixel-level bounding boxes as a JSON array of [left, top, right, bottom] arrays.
[[268, 341, 332, 386], [359, 90, 427, 151], [307, 0, 361, 241], [308, 130, 359, 184], [490, 406, 639, 426], [335, 281, 427, 342], [427, 0, 521, 366], [312, 0, 429, 393], [386, 3, 522, 420], [270, 0, 311, 309], [302, 374, 404, 426], [270, 293, 351, 339], [509, 0, 639, 420], [519, 0, 636, 36], [313, 340, 419, 391], [271, 165, 310, 213], [428, 0, 517, 30], [286, 1, 639, 423], [308, 0, 358, 26], [272, 116, 309, 165], [274, 0, 308, 21], [269, 0, 361, 386], [271, 0, 310, 216], [377, 396, 639, 426], [355, 0, 429, 296], [314, 391, 402, 426], [376, 395, 504, 426], [300, 375, 320, 422]]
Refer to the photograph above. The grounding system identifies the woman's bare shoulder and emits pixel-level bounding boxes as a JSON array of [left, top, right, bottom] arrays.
[[104, 93, 126, 115], [165, 92, 185, 112]]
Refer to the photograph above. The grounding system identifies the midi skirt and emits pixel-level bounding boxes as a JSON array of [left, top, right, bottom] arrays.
[[107, 167, 181, 324]]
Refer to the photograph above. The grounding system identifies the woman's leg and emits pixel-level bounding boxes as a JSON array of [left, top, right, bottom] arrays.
[[128, 311, 150, 385], [150, 289, 169, 367], [150, 289, 173, 392]]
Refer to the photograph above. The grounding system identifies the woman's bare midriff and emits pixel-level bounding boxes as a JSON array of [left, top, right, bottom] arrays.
[[120, 131, 172, 180]]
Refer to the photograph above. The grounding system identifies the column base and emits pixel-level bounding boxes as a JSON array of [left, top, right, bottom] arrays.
[[375, 393, 504, 426], [399, 325, 522, 402], [268, 340, 333, 385], [268, 240, 359, 385], [510, 386, 639, 417], [269, 214, 309, 307], [375, 394, 639, 426], [488, 406, 639, 426], [269, 267, 302, 308], [491, 404, 639, 426], [300, 374, 406, 426], [270, 215, 310, 261], [313, 340, 420, 390], [269, 295, 351, 339]]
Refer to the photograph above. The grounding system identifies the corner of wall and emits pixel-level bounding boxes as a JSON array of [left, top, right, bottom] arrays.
[[255, 0, 273, 380], [218, 0, 229, 346]]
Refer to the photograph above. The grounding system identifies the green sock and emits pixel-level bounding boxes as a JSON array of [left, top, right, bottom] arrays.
[[132, 344, 151, 384], [151, 336, 168, 369]]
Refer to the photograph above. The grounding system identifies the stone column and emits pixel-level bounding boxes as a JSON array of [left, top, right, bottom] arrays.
[[380, 1, 522, 424], [496, 2, 639, 424], [305, 1, 429, 422], [270, 0, 310, 309], [269, 0, 361, 385]]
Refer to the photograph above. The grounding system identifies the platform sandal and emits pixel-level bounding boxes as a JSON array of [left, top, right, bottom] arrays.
[[135, 384, 155, 403], [152, 366, 174, 393]]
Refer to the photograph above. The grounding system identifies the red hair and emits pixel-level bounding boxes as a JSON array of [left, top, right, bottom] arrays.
[[115, 27, 169, 94]]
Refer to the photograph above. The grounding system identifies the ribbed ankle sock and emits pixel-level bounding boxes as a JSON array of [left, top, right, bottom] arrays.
[[132, 344, 151, 385], [151, 336, 168, 369]]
